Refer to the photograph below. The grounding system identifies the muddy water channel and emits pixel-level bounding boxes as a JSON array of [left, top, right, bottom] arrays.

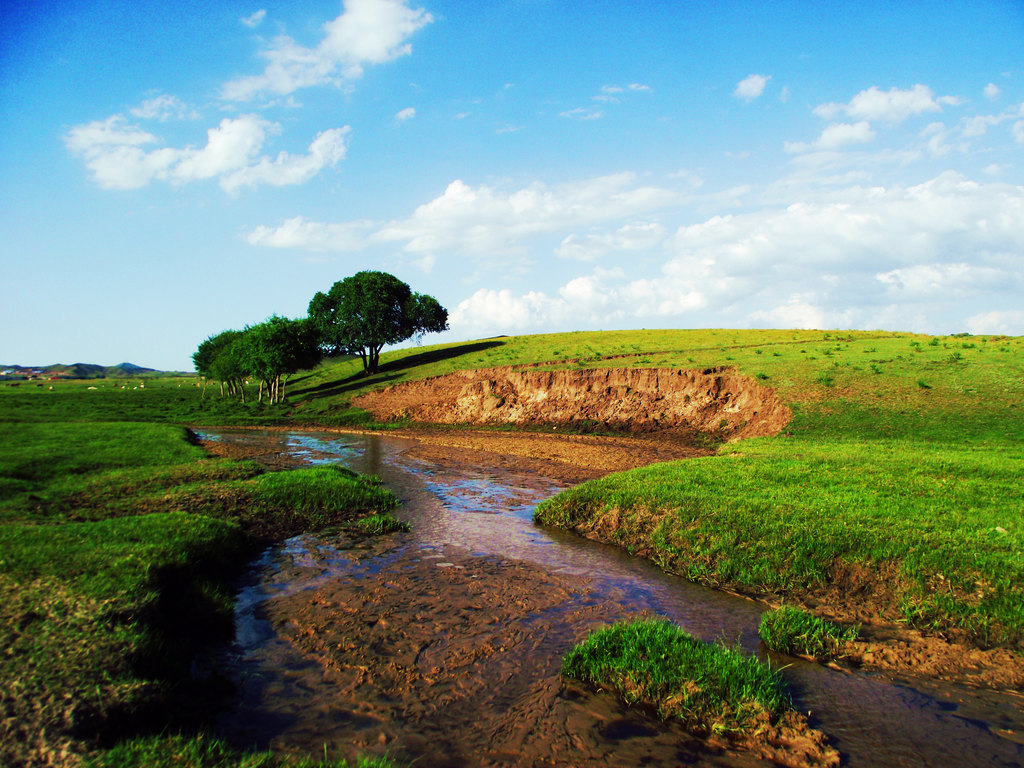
[[203, 430, 1024, 768]]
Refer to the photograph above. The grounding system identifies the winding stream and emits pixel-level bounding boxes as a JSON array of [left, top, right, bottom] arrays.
[[204, 429, 1024, 768]]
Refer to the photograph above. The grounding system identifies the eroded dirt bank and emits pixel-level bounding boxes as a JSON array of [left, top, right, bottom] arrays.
[[354, 366, 791, 440]]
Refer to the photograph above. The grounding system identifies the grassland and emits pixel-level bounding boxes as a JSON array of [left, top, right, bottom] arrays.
[[2, 327, 1022, 762], [0, 420, 399, 767]]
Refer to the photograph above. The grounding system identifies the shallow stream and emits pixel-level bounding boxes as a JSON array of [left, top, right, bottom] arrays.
[[204, 429, 1024, 768]]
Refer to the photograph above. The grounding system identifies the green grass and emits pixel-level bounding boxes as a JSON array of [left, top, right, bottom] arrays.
[[3, 327, 1023, 759], [86, 733, 398, 768], [758, 606, 859, 661], [0, 421, 399, 767], [355, 512, 411, 535], [562, 618, 788, 734]]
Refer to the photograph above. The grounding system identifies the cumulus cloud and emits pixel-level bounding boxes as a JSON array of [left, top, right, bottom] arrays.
[[241, 9, 266, 28], [967, 309, 1024, 334], [129, 94, 195, 122], [246, 215, 374, 251], [374, 174, 682, 256], [446, 173, 1024, 337], [814, 84, 959, 123], [735, 74, 770, 101], [984, 82, 1001, 100], [222, 0, 433, 100], [556, 222, 666, 261], [65, 113, 349, 192], [786, 121, 876, 153], [395, 107, 416, 120], [221, 127, 350, 193], [246, 173, 685, 264]]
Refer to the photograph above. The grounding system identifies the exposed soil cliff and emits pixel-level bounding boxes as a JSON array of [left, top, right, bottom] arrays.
[[354, 366, 791, 439]]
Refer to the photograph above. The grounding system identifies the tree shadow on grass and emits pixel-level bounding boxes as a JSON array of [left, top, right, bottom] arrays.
[[290, 340, 506, 401]]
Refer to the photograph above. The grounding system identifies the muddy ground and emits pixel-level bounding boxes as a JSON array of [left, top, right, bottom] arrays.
[[204, 429, 839, 767], [203, 426, 1024, 695]]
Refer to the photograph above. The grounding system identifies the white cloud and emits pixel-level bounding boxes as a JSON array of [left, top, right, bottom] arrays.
[[241, 9, 266, 28], [396, 107, 416, 120], [129, 94, 195, 122], [222, 0, 433, 100], [1013, 120, 1024, 144], [220, 126, 350, 193], [786, 121, 876, 153], [65, 113, 349, 192], [561, 107, 604, 120], [447, 173, 1024, 336], [735, 74, 770, 101], [555, 222, 666, 261], [749, 296, 827, 329], [448, 267, 706, 336], [246, 215, 373, 251], [628, 83, 652, 92], [814, 84, 958, 123], [966, 309, 1024, 335], [984, 82, 1001, 100], [373, 174, 682, 256], [247, 173, 684, 260]]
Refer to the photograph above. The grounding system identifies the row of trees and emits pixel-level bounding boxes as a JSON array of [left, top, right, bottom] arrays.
[[193, 271, 448, 404]]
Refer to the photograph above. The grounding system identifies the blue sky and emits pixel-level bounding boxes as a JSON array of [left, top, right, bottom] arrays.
[[2, 0, 1022, 371]]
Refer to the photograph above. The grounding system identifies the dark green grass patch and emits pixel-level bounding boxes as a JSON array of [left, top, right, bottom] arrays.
[[0, 420, 400, 766], [563, 618, 788, 734], [759, 606, 859, 661], [86, 733, 398, 768]]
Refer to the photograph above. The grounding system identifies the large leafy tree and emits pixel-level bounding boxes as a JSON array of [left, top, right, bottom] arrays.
[[308, 271, 448, 374]]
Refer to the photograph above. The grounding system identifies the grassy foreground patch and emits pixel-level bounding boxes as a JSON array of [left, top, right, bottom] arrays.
[[759, 606, 859, 661], [86, 733, 397, 768], [0, 421, 398, 767], [563, 618, 788, 733]]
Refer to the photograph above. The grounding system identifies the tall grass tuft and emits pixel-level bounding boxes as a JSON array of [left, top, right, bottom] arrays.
[[759, 605, 859, 661], [562, 618, 789, 734]]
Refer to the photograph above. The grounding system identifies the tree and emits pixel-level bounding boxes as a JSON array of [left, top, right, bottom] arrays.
[[193, 329, 244, 397], [308, 271, 448, 374], [243, 316, 321, 404]]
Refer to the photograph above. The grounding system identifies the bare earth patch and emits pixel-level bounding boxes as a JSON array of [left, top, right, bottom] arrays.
[[232, 540, 836, 768]]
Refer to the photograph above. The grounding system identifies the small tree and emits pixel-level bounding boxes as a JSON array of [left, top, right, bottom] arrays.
[[308, 271, 448, 374], [244, 316, 321, 404], [193, 329, 244, 397]]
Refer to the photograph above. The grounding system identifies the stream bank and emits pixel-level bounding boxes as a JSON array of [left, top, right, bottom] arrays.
[[202, 429, 1024, 768]]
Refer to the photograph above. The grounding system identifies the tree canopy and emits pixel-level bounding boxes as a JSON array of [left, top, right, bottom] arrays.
[[308, 271, 448, 374], [192, 317, 320, 403]]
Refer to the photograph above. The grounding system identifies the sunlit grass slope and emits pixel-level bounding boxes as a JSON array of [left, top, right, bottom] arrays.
[[515, 330, 1024, 649]]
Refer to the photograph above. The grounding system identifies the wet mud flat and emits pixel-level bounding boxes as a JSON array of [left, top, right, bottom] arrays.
[[202, 429, 1024, 768], [217, 532, 831, 768]]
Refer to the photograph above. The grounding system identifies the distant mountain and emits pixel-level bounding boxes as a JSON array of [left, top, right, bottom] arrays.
[[0, 362, 170, 379]]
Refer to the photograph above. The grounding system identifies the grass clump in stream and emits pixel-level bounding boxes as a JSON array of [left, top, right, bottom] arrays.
[[759, 606, 859, 661], [562, 618, 788, 734], [356, 512, 410, 535]]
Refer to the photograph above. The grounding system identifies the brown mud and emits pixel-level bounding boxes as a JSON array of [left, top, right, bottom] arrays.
[[229, 536, 834, 768], [203, 424, 1024, 693], [204, 428, 1024, 767]]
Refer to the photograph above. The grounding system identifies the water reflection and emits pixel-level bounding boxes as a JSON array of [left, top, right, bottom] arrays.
[[205, 429, 1024, 768]]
